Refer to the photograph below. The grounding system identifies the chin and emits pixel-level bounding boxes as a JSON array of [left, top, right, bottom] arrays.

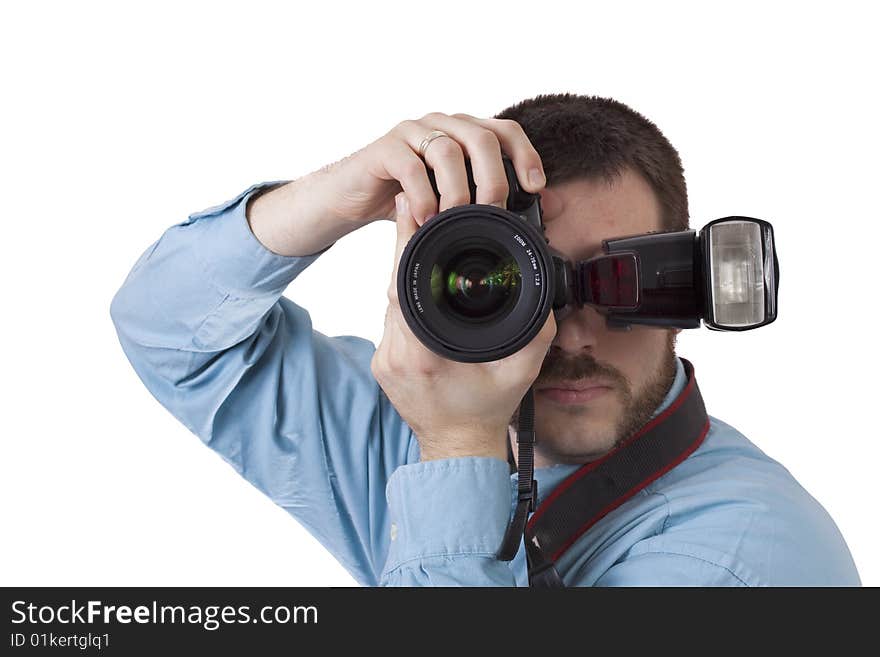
[[535, 440, 618, 466], [534, 417, 620, 465]]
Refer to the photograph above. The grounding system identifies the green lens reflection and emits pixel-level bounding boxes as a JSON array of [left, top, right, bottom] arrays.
[[430, 251, 520, 320]]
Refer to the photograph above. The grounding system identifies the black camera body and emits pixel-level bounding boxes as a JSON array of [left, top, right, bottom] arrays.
[[396, 156, 778, 363]]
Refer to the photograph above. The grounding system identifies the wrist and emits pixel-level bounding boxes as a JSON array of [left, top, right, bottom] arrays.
[[417, 432, 508, 463], [245, 175, 359, 257]]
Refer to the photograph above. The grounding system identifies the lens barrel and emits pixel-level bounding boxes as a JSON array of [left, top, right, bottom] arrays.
[[397, 203, 556, 362]]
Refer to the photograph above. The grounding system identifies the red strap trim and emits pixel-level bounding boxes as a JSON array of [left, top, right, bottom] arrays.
[[547, 417, 710, 563], [527, 369, 697, 529]]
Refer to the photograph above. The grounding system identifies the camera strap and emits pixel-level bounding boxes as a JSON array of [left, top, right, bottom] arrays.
[[499, 358, 710, 587], [497, 386, 538, 562]]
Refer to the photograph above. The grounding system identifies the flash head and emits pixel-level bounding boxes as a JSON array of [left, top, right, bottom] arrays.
[[703, 217, 778, 330]]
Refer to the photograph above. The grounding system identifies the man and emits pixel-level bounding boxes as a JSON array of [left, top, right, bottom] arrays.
[[110, 93, 860, 586]]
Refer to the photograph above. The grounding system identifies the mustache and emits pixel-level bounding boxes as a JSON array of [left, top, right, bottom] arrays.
[[535, 352, 628, 390]]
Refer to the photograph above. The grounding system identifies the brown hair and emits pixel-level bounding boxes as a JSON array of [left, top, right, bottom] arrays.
[[495, 93, 689, 231]]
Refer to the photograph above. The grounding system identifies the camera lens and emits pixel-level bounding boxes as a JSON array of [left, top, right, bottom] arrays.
[[430, 244, 521, 321], [397, 205, 553, 363]]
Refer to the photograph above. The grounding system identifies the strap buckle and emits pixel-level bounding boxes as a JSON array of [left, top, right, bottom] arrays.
[[517, 429, 536, 445], [518, 478, 538, 512]]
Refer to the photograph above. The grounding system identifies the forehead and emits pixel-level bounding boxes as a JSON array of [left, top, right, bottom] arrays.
[[539, 168, 663, 261]]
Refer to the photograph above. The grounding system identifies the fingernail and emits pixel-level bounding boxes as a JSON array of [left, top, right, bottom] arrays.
[[529, 167, 546, 188], [395, 194, 407, 215]]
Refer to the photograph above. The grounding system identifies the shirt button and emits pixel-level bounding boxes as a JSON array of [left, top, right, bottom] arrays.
[[390, 523, 398, 541]]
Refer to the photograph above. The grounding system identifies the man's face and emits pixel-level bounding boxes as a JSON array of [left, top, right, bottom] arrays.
[[510, 168, 679, 468]]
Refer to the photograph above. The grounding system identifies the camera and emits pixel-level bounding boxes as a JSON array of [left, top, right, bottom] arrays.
[[396, 156, 779, 363]]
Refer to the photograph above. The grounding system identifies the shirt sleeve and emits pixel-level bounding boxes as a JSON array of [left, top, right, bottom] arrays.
[[109, 182, 418, 586], [380, 457, 519, 586]]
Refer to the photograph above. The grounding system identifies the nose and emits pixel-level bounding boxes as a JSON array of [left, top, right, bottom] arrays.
[[551, 304, 604, 355]]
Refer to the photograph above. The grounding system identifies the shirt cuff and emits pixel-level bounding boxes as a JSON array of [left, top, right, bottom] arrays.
[[383, 457, 514, 575], [185, 181, 334, 298]]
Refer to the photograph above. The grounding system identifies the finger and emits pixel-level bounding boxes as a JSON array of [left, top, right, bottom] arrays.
[[382, 291, 442, 375], [377, 134, 438, 225], [397, 113, 508, 209], [391, 120, 470, 213], [374, 303, 400, 371], [537, 311, 558, 348], [388, 193, 420, 305], [428, 138, 470, 213], [501, 312, 557, 379], [404, 319, 446, 374], [393, 121, 469, 213], [421, 112, 508, 208], [393, 193, 419, 258], [457, 114, 546, 193]]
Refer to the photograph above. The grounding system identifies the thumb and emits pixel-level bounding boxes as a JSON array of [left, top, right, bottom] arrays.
[[394, 192, 419, 248], [390, 193, 421, 301], [393, 192, 420, 266], [503, 310, 557, 375]]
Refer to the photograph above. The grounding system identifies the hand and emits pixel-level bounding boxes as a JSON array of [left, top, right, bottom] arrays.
[[319, 111, 547, 226], [248, 111, 546, 261], [370, 193, 557, 463]]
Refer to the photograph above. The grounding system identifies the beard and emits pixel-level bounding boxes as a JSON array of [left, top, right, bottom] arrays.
[[509, 330, 679, 464]]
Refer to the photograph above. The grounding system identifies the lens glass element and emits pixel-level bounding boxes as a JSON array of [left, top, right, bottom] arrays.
[[430, 243, 521, 321]]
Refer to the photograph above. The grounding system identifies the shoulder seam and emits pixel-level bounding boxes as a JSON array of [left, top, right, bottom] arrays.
[[636, 549, 753, 586]]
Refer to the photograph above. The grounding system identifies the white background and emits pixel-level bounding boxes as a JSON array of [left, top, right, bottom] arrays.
[[2, 1, 877, 586]]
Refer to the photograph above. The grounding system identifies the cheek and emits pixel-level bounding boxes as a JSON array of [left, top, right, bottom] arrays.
[[601, 328, 668, 387]]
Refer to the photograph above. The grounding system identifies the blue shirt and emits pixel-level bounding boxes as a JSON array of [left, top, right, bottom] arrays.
[[110, 183, 861, 586]]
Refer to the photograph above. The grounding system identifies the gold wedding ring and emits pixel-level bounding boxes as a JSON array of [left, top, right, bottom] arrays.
[[417, 130, 450, 158]]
